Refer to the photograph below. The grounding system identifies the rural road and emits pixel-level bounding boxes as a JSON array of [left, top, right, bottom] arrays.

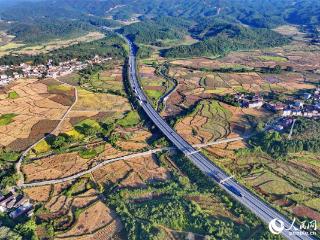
[[20, 137, 243, 188], [126, 38, 315, 240]]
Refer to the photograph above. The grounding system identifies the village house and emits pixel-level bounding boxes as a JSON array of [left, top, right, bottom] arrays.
[[9, 204, 33, 219], [282, 109, 292, 116], [266, 102, 286, 112], [0, 192, 15, 212], [0, 74, 8, 80], [292, 108, 302, 116], [0, 190, 33, 219], [303, 93, 312, 100], [0, 55, 112, 86], [248, 100, 264, 109], [272, 117, 294, 132]]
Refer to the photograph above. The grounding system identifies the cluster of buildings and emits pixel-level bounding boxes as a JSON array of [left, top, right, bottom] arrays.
[[267, 88, 320, 118], [233, 88, 320, 117], [0, 55, 112, 86], [0, 190, 33, 219], [232, 88, 320, 132], [268, 117, 294, 132], [234, 93, 264, 109]]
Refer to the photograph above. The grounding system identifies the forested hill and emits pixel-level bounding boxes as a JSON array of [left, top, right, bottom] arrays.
[[162, 24, 290, 58], [119, 17, 192, 45], [1, 0, 320, 26], [0, 0, 319, 47]]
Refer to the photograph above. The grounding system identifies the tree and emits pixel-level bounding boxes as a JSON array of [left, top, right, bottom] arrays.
[[76, 124, 98, 137], [0, 227, 22, 240], [14, 220, 37, 239], [51, 135, 66, 149], [274, 65, 282, 74]]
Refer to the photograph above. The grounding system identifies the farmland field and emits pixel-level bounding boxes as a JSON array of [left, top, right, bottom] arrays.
[[54, 62, 133, 137], [204, 149, 320, 222], [159, 36, 320, 225], [175, 100, 232, 144], [139, 64, 175, 108], [74, 89, 130, 112], [0, 32, 105, 56], [23, 178, 123, 240], [0, 78, 75, 151], [80, 61, 126, 95]]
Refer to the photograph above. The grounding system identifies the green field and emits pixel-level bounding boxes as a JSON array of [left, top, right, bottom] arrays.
[[7, 91, 20, 99], [117, 111, 140, 127], [145, 89, 163, 100], [79, 145, 104, 159], [81, 67, 125, 95], [57, 73, 80, 86], [76, 119, 102, 130], [47, 84, 73, 92], [0, 113, 17, 126], [258, 55, 288, 62], [32, 140, 51, 154]]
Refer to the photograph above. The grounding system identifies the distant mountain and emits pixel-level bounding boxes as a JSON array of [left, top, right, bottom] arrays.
[[1, 0, 320, 25], [0, 0, 319, 44]]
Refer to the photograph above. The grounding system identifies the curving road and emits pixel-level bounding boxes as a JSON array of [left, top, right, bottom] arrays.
[[16, 79, 78, 187], [126, 38, 315, 240], [20, 137, 243, 188]]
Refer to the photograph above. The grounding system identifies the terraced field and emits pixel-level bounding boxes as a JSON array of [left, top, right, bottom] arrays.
[[175, 100, 232, 144], [24, 178, 123, 240], [204, 149, 320, 222]]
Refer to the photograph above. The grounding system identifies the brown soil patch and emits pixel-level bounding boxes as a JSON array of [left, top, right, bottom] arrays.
[[291, 205, 320, 221], [114, 127, 152, 151], [50, 94, 74, 106], [24, 185, 52, 202], [23, 152, 91, 183], [8, 119, 59, 151], [205, 140, 247, 158], [45, 195, 70, 213], [72, 189, 98, 208], [22, 143, 128, 183], [56, 201, 121, 238], [93, 155, 169, 188]]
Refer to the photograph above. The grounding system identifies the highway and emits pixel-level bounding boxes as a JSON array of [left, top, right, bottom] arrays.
[[126, 38, 315, 240]]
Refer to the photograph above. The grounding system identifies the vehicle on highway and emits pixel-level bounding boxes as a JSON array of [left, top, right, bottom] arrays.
[[224, 184, 243, 197]]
